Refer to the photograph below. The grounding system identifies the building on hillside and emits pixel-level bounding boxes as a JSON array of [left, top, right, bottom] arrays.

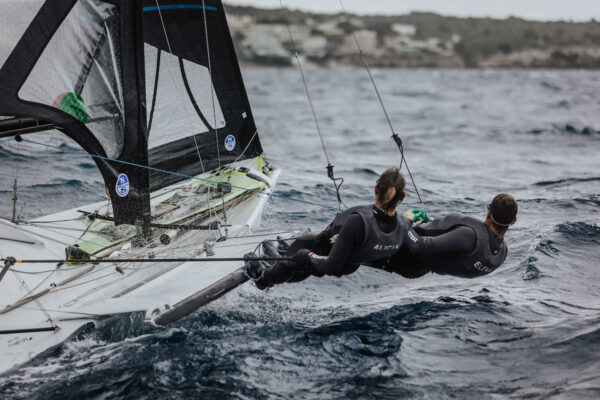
[[337, 29, 378, 55], [226, 14, 252, 31], [241, 24, 289, 62], [391, 23, 416, 36], [301, 36, 328, 58]]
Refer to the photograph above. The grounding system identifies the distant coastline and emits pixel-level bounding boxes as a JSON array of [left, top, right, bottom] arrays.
[[224, 5, 600, 69]]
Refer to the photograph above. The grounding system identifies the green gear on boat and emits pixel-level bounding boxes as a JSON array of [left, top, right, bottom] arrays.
[[403, 209, 433, 227], [58, 92, 88, 123]]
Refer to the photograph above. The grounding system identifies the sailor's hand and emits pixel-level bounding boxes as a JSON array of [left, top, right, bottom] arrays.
[[291, 249, 312, 266], [403, 209, 433, 226]]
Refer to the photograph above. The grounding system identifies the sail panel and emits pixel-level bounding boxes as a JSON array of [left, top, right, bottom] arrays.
[[183, 58, 226, 132], [143, 0, 263, 190], [0, 1, 44, 69], [17, 0, 125, 158], [144, 44, 225, 149]]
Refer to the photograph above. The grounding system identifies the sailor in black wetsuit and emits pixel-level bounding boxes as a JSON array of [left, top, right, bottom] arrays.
[[380, 194, 518, 279], [250, 168, 411, 288]]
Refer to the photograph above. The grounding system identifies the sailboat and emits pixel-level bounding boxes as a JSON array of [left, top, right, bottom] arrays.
[[0, 0, 294, 374]]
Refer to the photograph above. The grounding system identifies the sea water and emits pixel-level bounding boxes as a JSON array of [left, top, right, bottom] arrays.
[[0, 69, 599, 399]]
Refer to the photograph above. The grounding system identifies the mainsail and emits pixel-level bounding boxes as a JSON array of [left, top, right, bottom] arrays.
[[0, 0, 263, 225]]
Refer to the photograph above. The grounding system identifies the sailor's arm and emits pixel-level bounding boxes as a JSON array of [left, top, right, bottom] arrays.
[[405, 225, 477, 257], [305, 214, 363, 276]]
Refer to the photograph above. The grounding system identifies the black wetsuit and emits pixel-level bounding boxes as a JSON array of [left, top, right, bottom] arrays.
[[377, 213, 508, 279], [260, 205, 407, 286]]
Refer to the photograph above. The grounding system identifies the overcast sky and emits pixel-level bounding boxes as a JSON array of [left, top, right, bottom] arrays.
[[224, 0, 600, 22]]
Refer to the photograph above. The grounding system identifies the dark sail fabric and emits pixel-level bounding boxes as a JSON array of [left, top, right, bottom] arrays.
[[0, 0, 150, 225], [143, 0, 263, 190]]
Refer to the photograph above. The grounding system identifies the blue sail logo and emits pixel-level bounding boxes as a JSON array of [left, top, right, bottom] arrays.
[[115, 173, 130, 197], [224, 135, 236, 151]]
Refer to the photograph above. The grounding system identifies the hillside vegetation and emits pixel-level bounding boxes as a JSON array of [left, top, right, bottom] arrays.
[[224, 4, 600, 68]]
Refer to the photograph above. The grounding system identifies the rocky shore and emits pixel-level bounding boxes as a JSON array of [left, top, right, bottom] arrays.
[[224, 5, 600, 68]]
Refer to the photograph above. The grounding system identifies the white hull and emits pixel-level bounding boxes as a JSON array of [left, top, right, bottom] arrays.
[[0, 162, 293, 374]]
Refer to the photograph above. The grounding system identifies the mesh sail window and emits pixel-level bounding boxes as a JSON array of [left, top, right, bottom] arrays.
[[0, 1, 45, 69], [145, 43, 225, 149], [143, 0, 263, 190], [18, 0, 125, 158]]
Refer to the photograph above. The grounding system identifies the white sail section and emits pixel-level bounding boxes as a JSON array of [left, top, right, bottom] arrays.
[[16, 0, 125, 158], [145, 44, 225, 149], [0, 1, 44, 69], [183, 59, 226, 129]]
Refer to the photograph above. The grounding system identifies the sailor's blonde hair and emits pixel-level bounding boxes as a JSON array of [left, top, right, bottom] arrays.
[[376, 168, 406, 212]]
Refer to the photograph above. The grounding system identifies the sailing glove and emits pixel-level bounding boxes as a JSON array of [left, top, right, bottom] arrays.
[[291, 249, 312, 267]]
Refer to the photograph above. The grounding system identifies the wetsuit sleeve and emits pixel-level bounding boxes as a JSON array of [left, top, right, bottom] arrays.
[[308, 214, 364, 276], [406, 225, 477, 257]]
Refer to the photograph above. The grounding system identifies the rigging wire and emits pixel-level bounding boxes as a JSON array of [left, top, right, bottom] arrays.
[[279, 0, 345, 211], [201, 0, 221, 168], [13, 194, 251, 261], [232, 129, 258, 164], [19, 121, 60, 219], [154, 0, 173, 52], [19, 138, 338, 210], [201, 1, 236, 228], [9, 268, 57, 326], [11, 137, 20, 223], [338, 0, 426, 212], [155, 0, 207, 171], [2, 256, 289, 265], [155, 1, 223, 226]]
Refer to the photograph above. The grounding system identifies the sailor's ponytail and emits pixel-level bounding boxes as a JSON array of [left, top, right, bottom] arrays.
[[376, 168, 406, 212], [381, 186, 397, 211]]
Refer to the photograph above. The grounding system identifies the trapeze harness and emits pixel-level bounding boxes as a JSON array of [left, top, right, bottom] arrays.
[[406, 213, 508, 279]]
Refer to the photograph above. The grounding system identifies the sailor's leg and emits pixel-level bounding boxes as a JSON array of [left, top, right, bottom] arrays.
[[367, 246, 431, 279], [258, 235, 322, 288]]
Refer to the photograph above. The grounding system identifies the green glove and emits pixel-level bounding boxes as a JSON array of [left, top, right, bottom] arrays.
[[403, 209, 433, 227]]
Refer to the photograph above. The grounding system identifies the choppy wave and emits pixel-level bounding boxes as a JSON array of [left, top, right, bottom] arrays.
[[31, 179, 87, 190], [555, 222, 600, 245], [535, 177, 600, 187], [527, 124, 600, 136]]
